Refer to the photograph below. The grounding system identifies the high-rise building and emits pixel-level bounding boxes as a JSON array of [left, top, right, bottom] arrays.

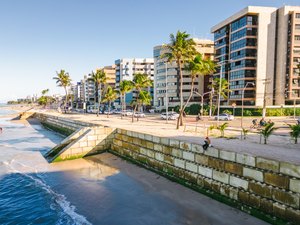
[[115, 58, 154, 106], [153, 39, 214, 110], [275, 6, 300, 105], [211, 6, 300, 107]]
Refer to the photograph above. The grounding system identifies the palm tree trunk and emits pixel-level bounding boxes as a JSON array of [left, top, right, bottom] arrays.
[[64, 87, 68, 113], [176, 60, 183, 129], [264, 138, 267, 144], [99, 84, 102, 112], [182, 77, 195, 113], [132, 90, 140, 123], [121, 93, 123, 119], [97, 83, 100, 117], [295, 138, 298, 144], [107, 101, 110, 118]]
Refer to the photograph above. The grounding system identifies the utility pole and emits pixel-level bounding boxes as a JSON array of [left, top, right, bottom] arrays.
[[262, 78, 271, 118]]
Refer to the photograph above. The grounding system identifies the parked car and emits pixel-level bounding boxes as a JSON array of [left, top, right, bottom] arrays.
[[134, 112, 145, 118], [214, 113, 234, 121], [121, 110, 133, 116], [87, 105, 99, 114], [160, 112, 179, 120], [113, 109, 122, 114], [103, 110, 113, 115]]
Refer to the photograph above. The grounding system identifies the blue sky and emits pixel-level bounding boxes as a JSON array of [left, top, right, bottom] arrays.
[[0, 0, 299, 102]]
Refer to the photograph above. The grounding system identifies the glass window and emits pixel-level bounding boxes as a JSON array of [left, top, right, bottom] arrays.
[[295, 35, 300, 41], [296, 13, 300, 19], [295, 24, 300, 30]]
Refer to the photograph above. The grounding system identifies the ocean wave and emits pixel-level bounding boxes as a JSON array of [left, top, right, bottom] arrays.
[[3, 161, 92, 225]]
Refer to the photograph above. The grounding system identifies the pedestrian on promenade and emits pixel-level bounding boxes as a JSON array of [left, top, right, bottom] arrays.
[[202, 136, 211, 150], [0, 127, 2, 134]]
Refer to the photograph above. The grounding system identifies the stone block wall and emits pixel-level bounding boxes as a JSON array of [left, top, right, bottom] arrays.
[[111, 128, 300, 224], [34, 113, 95, 133]]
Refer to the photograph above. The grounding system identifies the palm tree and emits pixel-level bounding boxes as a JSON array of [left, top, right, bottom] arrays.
[[91, 69, 107, 116], [288, 124, 300, 144], [217, 122, 228, 138], [260, 123, 277, 144], [102, 85, 118, 118], [119, 80, 133, 118], [161, 30, 197, 129], [209, 78, 230, 115], [53, 70, 71, 113], [131, 73, 152, 122], [183, 54, 216, 111], [131, 90, 152, 122]]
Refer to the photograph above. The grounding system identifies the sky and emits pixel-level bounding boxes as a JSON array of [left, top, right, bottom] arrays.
[[0, 0, 299, 102]]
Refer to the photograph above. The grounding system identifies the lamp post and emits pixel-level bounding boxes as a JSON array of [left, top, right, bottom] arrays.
[[241, 82, 255, 128], [165, 62, 168, 123], [194, 90, 214, 120]]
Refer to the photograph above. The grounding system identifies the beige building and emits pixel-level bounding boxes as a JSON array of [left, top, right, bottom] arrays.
[[275, 6, 300, 105], [153, 39, 214, 109], [101, 65, 116, 87], [211, 5, 300, 107]]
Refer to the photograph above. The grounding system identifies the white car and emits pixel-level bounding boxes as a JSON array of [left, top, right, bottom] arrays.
[[121, 110, 133, 116], [214, 113, 234, 121], [87, 105, 99, 114], [134, 112, 145, 118], [160, 113, 179, 120]]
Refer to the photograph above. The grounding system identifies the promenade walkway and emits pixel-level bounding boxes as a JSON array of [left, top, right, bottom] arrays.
[[37, 111, 300, 165]]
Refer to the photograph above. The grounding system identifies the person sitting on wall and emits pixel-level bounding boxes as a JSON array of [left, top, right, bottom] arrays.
[[202, 136, 211, 150]]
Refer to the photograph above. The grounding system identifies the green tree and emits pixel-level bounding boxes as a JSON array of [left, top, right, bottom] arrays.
[[131, 90, 152, 122], [102, 85, 118, 118], [161, 30, 197, 129], [92, 69, 107, 116], [131, 73, 152, 122], [209, 78, 230, 115], [288, 124, 300, 144], [260, 123, 277, 144], [119, 80, 133, 118], [53, 70, 72, 113], [183, 54, 216, 112]]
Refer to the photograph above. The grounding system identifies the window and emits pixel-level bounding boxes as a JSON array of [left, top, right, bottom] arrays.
[[295, 36, 300, 41], [296, 13, 300, 19], [296, 24, 300, 30]]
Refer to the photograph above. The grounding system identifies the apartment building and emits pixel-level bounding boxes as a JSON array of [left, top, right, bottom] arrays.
[[153, 39, 214, 110], [211, 5, 300, 107], [98, 65, 116, 88], [115, 58, 154, 106], [275, 6, 300, 105]]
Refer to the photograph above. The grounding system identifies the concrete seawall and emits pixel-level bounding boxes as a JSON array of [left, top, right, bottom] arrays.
[[32, 112, 300, 224]]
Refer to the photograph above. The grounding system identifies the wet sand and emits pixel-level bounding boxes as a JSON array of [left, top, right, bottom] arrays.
[[45, 153, 269, 225]]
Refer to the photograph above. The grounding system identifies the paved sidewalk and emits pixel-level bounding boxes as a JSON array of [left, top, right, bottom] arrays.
[[38, 111, 300, 165]]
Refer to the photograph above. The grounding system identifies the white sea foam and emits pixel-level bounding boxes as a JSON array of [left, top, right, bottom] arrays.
[[4, 161, 92, 225]]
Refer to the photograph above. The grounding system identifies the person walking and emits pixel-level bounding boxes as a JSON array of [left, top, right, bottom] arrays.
[[202, 136, 211, 150]]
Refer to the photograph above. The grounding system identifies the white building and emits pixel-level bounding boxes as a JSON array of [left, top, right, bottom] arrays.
[[115, 58, 154, 106]]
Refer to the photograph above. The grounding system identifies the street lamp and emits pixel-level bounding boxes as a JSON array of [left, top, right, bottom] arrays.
[[241, 82, 255, 128], [193, 90, 214, 120], [165, 62, 169, 123]]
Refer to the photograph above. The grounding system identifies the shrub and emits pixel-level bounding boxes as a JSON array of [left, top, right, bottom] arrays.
[[244, 110, 253, 116], [222, 109, 232, 115]]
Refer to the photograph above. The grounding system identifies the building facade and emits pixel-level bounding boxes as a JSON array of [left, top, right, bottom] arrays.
[[114, 58, 154, 106], [275, 6, 300, 105], [211, 6, 300, 107], [153, 39, 214, 110]]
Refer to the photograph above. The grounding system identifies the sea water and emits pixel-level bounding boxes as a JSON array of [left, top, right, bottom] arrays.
[[0, 110, 91, 225]]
